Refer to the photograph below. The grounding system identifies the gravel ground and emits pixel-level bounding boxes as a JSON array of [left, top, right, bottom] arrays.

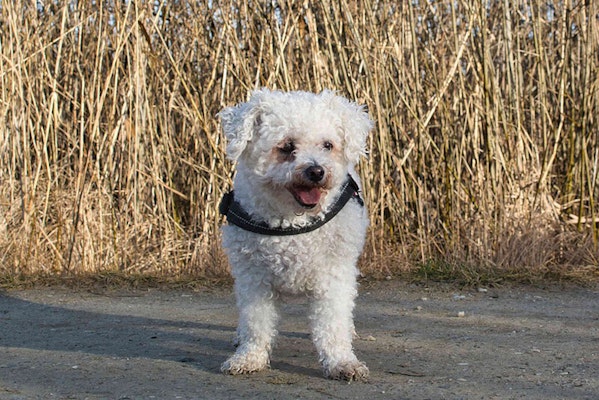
[[1, 280, 598, 399]]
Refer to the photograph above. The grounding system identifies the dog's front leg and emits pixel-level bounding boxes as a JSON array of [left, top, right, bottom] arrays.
[[309, 281, 369, 381], [221, 281, 278, 375]]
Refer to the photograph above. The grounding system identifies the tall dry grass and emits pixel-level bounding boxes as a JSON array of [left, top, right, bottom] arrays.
[[0, 0, 598, 282]]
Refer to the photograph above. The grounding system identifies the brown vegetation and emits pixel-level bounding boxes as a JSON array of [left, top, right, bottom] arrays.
[[1, 0, 598, 284]]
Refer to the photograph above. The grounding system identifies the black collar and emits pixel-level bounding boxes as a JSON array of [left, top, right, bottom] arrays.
[[219, 174, 364, 236]]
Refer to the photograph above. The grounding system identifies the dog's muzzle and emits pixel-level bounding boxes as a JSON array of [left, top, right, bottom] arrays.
[[288, 165, 328, 208]]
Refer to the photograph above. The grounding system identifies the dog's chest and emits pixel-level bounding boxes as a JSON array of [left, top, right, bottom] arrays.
[[260, 233, 339, 292], [225, 227, 352, 293], [223, 202, 367, 294]]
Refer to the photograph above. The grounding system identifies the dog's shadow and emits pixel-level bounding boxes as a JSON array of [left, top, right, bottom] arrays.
[[0, 292, 326, 378], [270, 359, 323, 379], [0, 292, 235, 375]]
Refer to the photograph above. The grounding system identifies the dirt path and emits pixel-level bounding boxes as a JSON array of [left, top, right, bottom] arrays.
[[1, 280, 598, 399]]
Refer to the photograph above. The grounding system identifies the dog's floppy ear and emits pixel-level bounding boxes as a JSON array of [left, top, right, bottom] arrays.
[[218, 95, 263, 162], [326, 91, 373, 164]]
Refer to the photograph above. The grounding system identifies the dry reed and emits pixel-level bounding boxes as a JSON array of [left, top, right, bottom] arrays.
[[1, 0, 598, 283]]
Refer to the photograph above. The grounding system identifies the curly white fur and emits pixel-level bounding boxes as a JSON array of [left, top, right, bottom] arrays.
[[219, 89, 372, 381]]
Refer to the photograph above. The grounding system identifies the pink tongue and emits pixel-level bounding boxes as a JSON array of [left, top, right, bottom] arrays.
[[296, 187, 321, 205]]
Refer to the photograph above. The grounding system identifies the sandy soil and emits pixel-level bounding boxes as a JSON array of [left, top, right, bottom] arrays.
[[1, 280, 598, 400]]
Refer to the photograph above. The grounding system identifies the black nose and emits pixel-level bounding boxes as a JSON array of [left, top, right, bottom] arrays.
[[305, 165, 325, 183]]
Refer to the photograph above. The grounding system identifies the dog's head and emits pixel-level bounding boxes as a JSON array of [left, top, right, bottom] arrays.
[[219, 89, 372, 214]]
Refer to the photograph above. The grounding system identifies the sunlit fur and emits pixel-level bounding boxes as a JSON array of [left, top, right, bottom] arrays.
[[219, 89, 372, 381]]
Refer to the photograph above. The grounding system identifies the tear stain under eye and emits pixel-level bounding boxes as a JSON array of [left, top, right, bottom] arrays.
[[273, 149, 295, 163]]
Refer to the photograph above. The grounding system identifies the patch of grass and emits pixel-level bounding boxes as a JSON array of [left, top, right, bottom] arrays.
[[412, 260, 500, 287], [0, 271, 232, 291], [409, 259, 599, 287]]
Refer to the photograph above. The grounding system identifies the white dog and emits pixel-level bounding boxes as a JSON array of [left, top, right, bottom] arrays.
[[218, 89, 372, 381]]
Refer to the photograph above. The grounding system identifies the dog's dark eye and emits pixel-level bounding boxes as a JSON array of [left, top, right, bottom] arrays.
[[279, 141, 296, 154], [323, 141, 334, 151]]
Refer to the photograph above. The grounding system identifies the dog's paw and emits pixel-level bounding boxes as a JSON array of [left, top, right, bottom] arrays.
[[221, 352, 269, 375], [325, 360, 369, 382]]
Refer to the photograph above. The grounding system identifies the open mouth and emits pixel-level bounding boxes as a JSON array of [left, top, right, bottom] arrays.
[[288, 185, 322, 208]]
